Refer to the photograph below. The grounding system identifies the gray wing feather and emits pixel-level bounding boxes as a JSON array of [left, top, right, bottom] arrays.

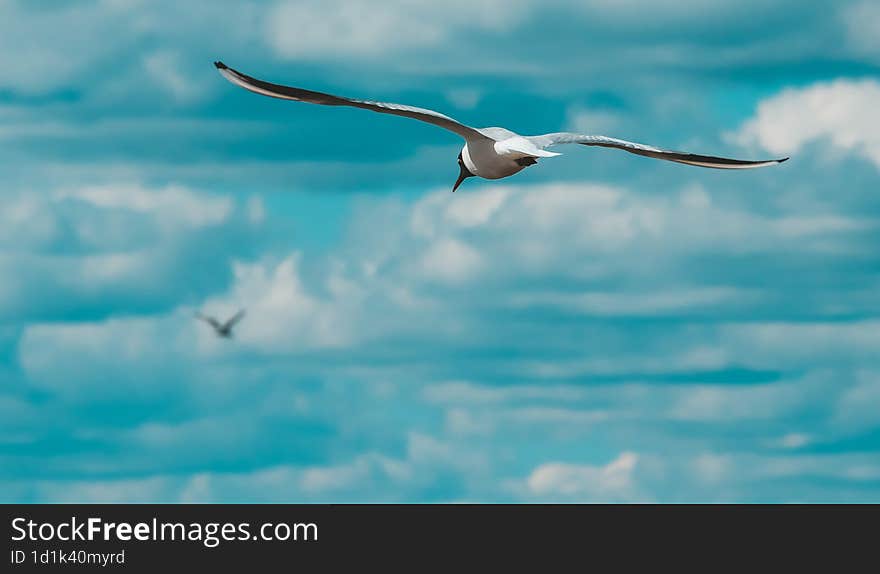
[[528, 132, 788, 169], [215, 62, 488, 142], [477, 127, 520, 141], [223, 309, 246, 330], [196, 313, 222, 330]]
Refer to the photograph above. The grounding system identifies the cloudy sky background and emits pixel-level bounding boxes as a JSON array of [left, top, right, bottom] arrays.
[[2, 0, 879, 502]]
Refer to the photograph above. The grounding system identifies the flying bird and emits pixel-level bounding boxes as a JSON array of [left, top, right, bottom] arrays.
[[196, 309, 246, 339], [214, 61, 788, 192]]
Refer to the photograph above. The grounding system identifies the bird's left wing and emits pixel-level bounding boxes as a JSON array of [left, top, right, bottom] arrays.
[[527, 132, 788, 169], [214, 62, 489, 142], [195, 313, 222, 329]]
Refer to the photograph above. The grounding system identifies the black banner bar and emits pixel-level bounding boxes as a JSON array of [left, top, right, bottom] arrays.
[[2, 504, 876, 570]]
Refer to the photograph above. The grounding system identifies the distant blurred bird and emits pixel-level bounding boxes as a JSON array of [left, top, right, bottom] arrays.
[[214, 61, 788, 193], [196, 309, 246, 339]]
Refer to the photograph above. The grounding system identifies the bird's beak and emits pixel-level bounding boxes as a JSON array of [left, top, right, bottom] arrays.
[[452, 164, 470, 193]]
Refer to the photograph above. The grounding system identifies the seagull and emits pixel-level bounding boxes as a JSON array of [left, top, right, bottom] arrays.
[[196, 309, 246, 339], [214, 61, 788, 192]]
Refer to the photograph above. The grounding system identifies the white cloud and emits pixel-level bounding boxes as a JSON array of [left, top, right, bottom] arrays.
[[774, 433, 811, 449], [832, 370, 880, 434], [733, 79, 880, 168], [0, 2, 124, 93], [691, 452, 733, 485], [142, 51, 204, 104], [14, 448, 880, 504], [720, 321, 880, 368], [33, 476, 176, 504], [525, 452, 640, 500], [418, 238, 482, 284], [508, 287, 746, 316], [299, 453, 411, 494], [427, 187, 507, 231], [842, 1, 880, 59], [17, 173, 872, 412], [0, 195, 63, 250], [0, 1, 261, 95], [266, 0, 531, 59], [205, 254, 358, 351], [0, 182, 249, 321], [567, 106, 621, 134], [424, 380, 590, 405], [246, 195, 266, 224], [400, 180, 867, 297], [18, 313, 196, 400], [57, 183, 232, 228], [216, 439, 456, 501], [668, 379, 812, 423]]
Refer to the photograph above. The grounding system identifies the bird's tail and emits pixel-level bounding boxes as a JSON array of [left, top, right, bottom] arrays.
[[497, 138, 562, 159]]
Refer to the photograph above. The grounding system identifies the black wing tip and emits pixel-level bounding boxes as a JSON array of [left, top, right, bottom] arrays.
[[778, 157, 790, 163], [214, 61, 227, 70]]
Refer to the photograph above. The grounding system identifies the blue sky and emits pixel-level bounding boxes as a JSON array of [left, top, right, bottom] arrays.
[[1, 0, 879, 502]]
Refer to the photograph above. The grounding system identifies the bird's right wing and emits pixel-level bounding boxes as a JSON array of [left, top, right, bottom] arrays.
[[222, 309, 246, 331], [214, 62, 489, 142], [528, 132, 788, 169]]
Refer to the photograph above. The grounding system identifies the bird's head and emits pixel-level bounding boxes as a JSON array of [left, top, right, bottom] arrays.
[[453, 150, 475, 192]]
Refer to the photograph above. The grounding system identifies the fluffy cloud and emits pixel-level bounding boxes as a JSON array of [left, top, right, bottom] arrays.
[[57, 183, 232, 228], [0, 183, 257, 321], [734, 79, 880, 168], [202, 254, 357, 351], [354, 180, 870, 315], [842, 1, 880, 59], [19, 313, 196, 401], [523, 452, 641, 501], [2, 0, 876, 200], [172, 179, 875, 368], [0, 0, 261, 95], [7, 168, 877, 502], [832, 370, 880, 434], [267, 0, 530, 59]]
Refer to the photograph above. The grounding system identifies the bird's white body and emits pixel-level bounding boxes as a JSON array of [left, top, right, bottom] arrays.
[[461, 128, 563, 179], [460, 137, 524, 180], [213, 61, 788, 190]]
